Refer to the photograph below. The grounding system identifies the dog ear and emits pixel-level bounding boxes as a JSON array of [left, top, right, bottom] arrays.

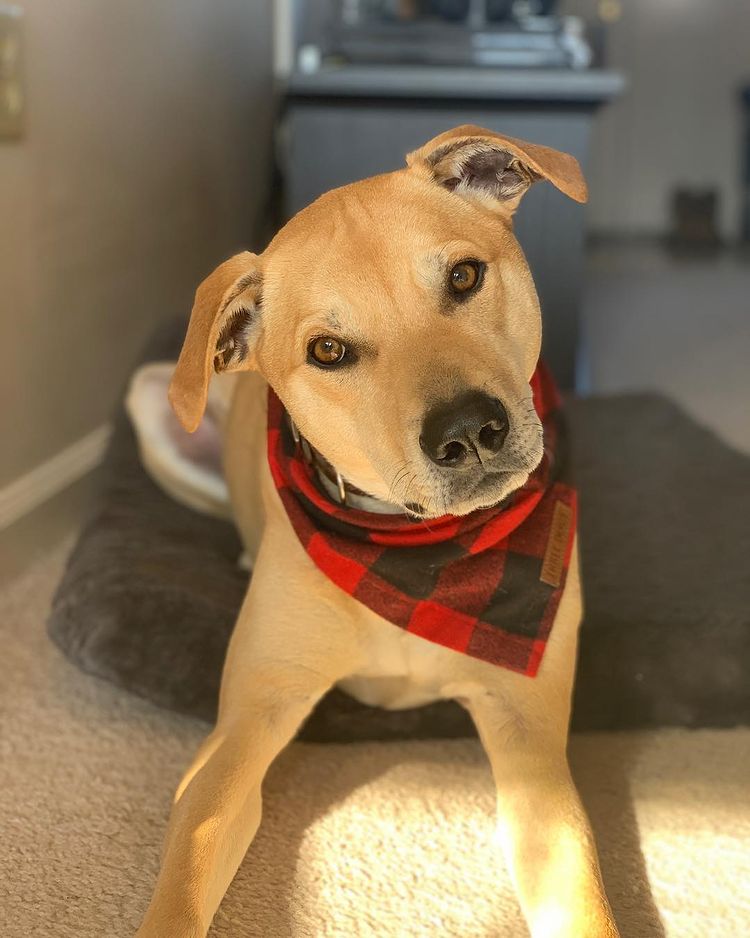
[[406, 124, 587, 213], [169, 252, 262, 432]]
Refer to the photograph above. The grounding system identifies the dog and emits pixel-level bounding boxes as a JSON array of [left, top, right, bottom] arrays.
[[136, 126, 619, 938]]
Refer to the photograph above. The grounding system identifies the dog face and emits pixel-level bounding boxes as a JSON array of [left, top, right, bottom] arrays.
[[257, 176, 544, 518], [170, 126, 586, 517]]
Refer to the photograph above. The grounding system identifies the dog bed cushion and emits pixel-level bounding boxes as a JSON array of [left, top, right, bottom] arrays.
[[48, 322, 750, 739]]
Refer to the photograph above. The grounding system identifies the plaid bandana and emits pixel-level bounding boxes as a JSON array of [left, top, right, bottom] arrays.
[[267, 362, 576, 677]]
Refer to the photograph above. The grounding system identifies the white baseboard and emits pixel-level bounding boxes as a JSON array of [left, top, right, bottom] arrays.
[[0, 424, 112, 530]]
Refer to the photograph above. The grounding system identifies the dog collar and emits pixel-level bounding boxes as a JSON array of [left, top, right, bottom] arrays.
[[266, 362, 577, 677], [286, 416, 403, 513]]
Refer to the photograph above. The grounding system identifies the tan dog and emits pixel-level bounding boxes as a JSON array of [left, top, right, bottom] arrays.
[[136, 126, 619, 938]]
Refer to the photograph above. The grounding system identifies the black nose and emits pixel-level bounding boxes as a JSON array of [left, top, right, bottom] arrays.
[[419, 391, 509, 468]]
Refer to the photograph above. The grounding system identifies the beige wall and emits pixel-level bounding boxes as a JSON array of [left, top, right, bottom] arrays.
[[0, 0, 273, 487], [564, 0, 750, 238]]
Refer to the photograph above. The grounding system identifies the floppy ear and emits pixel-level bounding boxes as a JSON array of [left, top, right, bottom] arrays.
[[169, 251, 262, 432], [406, 124, 587, 213]]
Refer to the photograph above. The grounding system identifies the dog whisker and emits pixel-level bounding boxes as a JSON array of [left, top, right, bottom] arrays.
[[387, 462, 412, 504]]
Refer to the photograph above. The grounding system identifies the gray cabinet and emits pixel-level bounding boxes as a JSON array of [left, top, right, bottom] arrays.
[[281, 66, 623, 388]]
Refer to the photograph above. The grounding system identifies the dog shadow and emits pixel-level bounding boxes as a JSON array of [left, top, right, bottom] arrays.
[[210, 731, 666, 938], [570, 732, 667, 938]]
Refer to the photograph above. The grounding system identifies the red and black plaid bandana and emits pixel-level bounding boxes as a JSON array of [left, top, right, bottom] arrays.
[[267, 362, 576, 677]]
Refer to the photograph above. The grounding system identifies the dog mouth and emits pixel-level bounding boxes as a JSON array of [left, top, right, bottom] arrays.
[[404, 468, 527, 520], [451, 470, 526, 515]]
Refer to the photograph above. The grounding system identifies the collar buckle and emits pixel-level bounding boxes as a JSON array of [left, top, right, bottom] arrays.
[[289, 416, 348, 505], [335, 470, 347, 505]]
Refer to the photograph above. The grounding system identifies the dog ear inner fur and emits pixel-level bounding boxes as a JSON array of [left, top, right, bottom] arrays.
[[407, 124, 588, 211]]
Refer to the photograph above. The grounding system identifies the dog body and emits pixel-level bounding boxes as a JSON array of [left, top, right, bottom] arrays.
[[224, 369, 579, 712], [136, 127, 618, 938]]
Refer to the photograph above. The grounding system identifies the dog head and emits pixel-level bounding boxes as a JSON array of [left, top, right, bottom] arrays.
[[170, 126, 586, 517]]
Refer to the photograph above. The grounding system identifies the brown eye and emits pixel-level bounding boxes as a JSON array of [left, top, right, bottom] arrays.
[[449, 260, 483, 295], [309, 336, 347, 366]]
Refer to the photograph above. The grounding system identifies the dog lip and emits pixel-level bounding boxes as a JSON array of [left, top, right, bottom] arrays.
[[469, 468, 515, 490], [439, 468, 523, 516]]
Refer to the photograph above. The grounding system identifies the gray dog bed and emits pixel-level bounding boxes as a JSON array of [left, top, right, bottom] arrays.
[[48, 323, 750, 739]]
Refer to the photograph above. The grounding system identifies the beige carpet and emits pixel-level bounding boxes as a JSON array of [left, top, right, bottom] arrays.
[[1, 544, 749, 938]]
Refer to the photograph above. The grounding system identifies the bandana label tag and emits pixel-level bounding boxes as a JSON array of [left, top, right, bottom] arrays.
[[540, 500, 573, 588]]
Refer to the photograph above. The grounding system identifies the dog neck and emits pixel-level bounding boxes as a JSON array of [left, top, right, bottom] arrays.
[[287, 415, 404, 515]]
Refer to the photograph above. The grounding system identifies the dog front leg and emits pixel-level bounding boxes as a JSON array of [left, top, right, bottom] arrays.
[[468, 698, 619, 938], [135, 666, 331, 938], [134, 523, 366, 938]]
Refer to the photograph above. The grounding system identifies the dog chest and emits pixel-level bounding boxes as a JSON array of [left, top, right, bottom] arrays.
[[337, 617, 471, 709]]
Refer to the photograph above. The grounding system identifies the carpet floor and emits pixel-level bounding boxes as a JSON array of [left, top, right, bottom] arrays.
[[1, 542, 749, 938]]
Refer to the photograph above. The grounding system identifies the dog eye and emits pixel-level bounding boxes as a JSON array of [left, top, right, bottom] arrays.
[[308, 336, 348, 367], [449, 260, 483, 296]]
